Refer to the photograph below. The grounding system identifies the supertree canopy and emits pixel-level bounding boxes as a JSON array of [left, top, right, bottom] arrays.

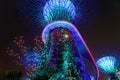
[[16, 0, 98, 27], [97, 56, 119, 80], [97, 56, 118, 75], [43, 0, 76, 23]]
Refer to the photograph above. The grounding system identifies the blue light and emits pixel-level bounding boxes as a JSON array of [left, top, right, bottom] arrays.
[[43, 0, 76, 23], [17, 0, 98, 28], [97, 56, 118, 75], [90, 76, 95, 80], [23, 52, 40, 65], [21, 52, 41, 76], [42, 21, 99, 80]]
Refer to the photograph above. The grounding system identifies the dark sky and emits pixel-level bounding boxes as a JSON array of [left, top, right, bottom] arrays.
[[0, 0, 120, 79]]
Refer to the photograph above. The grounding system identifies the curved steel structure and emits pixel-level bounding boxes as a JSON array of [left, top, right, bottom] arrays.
[[42, 21, 99, 80]]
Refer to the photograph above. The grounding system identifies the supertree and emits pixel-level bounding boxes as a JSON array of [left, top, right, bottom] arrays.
[[32, 20, 99, 80], [97, 56, 119, 80], [41, 1, 99, 78], [16, 0, 98, 28], [6, 36, 43, 78], [33, 27, 90, 80], [42, 21, 99, 80], [7, 0, 99, 79], [48, 27, 90, 80]]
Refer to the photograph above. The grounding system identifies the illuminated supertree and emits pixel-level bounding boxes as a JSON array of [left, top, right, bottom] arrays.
[[42, 21, 99, 80], [32, 27, 90, 80], [49, 28, 90, 80], [6, 36, 43, 77], [16, 0, 98, 28], [7, 0, 99, 79], [43, 0, 76, 24], [97, 56, 119, 80]]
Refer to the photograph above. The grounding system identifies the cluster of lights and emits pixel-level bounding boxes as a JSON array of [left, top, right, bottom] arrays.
[[42, 21, 99, 80], [13, 36, 27, 53], [40, 27, 91, 80], [43, 0, 76, 23], [22, 52, 40, 77], [6, 36, 42, 77], [33, 36, 43, 52], [6, 47, 21, 65], [97, 56, 118, 75], [7, 47, 17, 57], [34, 36, 43, 47]]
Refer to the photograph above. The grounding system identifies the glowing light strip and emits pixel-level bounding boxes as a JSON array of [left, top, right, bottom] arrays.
[[42, 21, 99, 80]]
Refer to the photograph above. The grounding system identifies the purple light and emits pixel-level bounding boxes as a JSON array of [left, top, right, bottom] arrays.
[[42, 21, 99, 80]]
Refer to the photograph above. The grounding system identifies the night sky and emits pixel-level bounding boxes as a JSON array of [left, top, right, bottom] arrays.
[[0, 0, 120, 79]]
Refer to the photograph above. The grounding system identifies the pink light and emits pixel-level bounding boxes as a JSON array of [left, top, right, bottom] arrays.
[[42, 21, 99, 80]]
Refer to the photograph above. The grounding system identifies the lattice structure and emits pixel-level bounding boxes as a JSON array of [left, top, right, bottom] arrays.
[[97, 56, 119, 80]]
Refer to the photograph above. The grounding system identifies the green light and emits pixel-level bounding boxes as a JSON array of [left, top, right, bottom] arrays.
[[43, 0, 76, 23], [97, 56, 118, 75], [48, 6, 72, 23]]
